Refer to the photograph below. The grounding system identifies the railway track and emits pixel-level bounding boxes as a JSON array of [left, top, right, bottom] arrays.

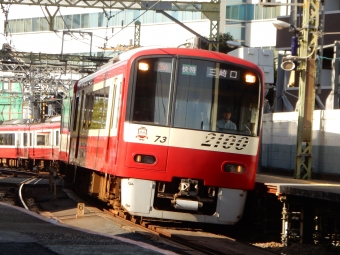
[[47, 185, 281, 255], [0, 170, 36, 206], [3, 169, 340, 254], [4, 173, 340, 255], [102, 210, 279, 255], [0, 169, 61, 210]]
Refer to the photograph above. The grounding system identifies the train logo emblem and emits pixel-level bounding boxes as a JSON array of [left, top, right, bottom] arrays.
[[136, 126, 148, 141]]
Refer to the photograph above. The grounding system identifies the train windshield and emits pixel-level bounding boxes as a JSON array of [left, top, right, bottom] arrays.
[[173, 58, 261, 136], [132, 57, 261, 136]]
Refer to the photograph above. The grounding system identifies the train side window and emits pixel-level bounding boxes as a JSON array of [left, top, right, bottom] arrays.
[[0, 133, 15, 145], [83, 93, 94, 129], [37, 132, 50, 146], [55, 130, 59, 146], [86, 87, 109, 129], [23, 133, 28, 146]]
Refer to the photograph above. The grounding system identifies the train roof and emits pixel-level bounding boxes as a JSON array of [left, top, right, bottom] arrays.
[[0, 115, 61, 126], [111, 46, 261, 69], [77, 46, 264, 90], [0, 119, 28, 125], [44, 115, 61, 123]]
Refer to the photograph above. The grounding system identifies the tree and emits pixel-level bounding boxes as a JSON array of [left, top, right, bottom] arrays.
[[200, 33, 235, 54]]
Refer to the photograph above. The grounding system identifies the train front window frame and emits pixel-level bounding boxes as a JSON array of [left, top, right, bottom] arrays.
[[130, 56, 261, 136], [132, 57, 173, 126]]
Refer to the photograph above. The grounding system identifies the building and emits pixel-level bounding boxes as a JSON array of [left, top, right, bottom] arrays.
[[0, 82, 23, 122], [0, 1, 339, 120], [0, 1, 284, 56], [0, 1, 339, 55]]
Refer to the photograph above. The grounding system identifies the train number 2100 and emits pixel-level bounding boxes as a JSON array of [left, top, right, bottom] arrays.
[[201, 133, 249, 150]]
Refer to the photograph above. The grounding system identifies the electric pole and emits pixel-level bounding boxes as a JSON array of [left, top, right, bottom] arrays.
[[295, 0, 320, 179]]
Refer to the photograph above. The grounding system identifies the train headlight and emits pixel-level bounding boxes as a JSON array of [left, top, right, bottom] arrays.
[[245, 74, 256, 83], [139, 62, 149, 71], [134, 154, 156, 164], [223, 164, 245, 173]]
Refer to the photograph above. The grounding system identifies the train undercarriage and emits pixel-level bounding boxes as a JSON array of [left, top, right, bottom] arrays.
[[0, 158, 58, 174], [63, 165, 247, 225]]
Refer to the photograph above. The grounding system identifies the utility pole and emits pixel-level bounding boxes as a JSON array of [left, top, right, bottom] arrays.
[[294, 0, 320, 179]]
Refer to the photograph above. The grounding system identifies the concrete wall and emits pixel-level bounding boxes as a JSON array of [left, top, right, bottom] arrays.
[[261, 110, 340, 175]]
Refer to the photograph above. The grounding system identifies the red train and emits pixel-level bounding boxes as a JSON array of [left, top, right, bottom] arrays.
[[1, 47, 265, 225], [0, 117, 60, 170]]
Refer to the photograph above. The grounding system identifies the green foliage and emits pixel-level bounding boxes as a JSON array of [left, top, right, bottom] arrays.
[[200, 33, 235, 54]]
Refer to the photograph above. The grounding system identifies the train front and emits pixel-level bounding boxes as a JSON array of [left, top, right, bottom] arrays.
[[120, 50, 264, 225]]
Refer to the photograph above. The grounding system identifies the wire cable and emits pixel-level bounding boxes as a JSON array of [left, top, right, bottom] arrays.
[[109, 0, 161, 40]]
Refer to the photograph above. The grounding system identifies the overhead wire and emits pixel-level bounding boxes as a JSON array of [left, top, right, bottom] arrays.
[[109, 0, 161, 40], [56, 9, 108, 50], [101, 6, 124, 55], [39, 5, 72, 42]]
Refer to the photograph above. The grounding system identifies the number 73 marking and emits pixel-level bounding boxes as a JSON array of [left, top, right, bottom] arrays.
[[154, 135, 167, 143]]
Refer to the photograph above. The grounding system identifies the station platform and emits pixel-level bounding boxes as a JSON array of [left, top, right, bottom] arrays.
[[256, 173, 340, 202], [0, 190, 184, 255]]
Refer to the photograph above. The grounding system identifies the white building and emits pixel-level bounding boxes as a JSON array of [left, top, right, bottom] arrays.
[[0, 1, 287, 56], [0, 1, 339, 53]]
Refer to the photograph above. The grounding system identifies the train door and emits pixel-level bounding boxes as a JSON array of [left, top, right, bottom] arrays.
[[53, 129, 59, 159], [16, 130, 21, 158], [36, 129, 52, 158], [102, 74, 123, 171], [69, 91, 85, 165], [23, 132, 29, 158], [60, 90, 73, 162], [81, 81, 109, 170], [29, 131, 33, 158], [18, 131, 29, 159], [124, 57, 173, 171]]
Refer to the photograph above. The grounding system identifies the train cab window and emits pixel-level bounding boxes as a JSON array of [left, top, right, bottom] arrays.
[[37, 132, 50, 146], [132, 57, 172, 125], [173, 58, 261, 136], [0, 133, 15, 145]]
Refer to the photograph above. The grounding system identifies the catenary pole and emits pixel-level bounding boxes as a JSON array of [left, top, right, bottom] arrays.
[[294, 0, 320, 179]]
